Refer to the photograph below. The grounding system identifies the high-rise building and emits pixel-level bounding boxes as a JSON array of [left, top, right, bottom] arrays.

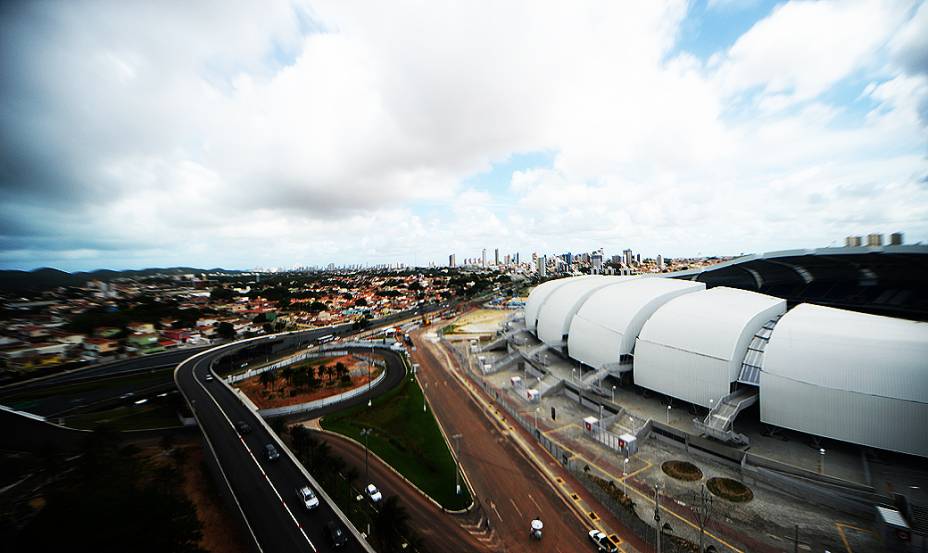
[[591, 252, 603, 272], [449, 254, 456, 268], [482, 248, 487, 267], [563, 252, 573, 265], [494, 248, 500, 266], [514, 252, 520, 265], [890, 232, 904, 246], [623, 249, 633, 266], [846, 236, 863, 247], [504, 254, 511, 265], [867, 234, 883, 247], [657, 254, 664, 270], [536, 255, 547, 277]]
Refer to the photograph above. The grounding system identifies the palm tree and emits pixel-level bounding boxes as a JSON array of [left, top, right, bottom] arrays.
[[372, 496, 415, 552]]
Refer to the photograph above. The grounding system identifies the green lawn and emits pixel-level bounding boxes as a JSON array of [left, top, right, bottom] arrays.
[[321, 370, 471, 510]]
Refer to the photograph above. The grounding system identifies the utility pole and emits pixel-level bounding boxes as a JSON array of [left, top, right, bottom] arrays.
[[654, 483, 662, 553], [361, 428, 372, 482], [452, 433, 463, 495]]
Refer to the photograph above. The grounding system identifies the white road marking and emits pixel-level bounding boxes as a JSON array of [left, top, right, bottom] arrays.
[[509, 497, 523, 518], [198, 370, 318, 552], [490, 501, 504, 522], [528, 493, 542, 512]]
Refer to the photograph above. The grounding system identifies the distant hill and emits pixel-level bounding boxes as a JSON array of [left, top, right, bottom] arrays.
[[0, 267, 244, 293]]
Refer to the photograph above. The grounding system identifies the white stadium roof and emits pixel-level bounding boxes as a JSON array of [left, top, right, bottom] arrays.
[[567, 278, 705, 369], [536, 276, 632, 347], [763, 303, 928, 402], [524, 276, 592, 332], [760, 303, 928, 457], [634, 287, 786, 407]]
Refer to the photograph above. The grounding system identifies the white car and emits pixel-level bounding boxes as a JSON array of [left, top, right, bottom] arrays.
[[365, 483, 382, 503], [588, 529, 618, 553], [297, 486, 320, 510]]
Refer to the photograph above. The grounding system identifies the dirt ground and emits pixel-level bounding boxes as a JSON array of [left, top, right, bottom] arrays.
[[235, 354, 382, 408], [177, 443, 250, 553], [446, 308, 511, 335]]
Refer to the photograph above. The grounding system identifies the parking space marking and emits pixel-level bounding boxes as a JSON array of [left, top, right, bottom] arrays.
[[836, 522, 874, 553]]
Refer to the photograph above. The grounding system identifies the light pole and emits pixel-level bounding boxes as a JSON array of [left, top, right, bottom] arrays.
[[571, 368, 576, 383], [819, 448, 826, 474], [452, 433, 463, 495], [367, 344, 373, 407], [423, 383, 428, 412], [360, 427, 372, 482], [611, 385, 616, 403], [623, 457, 629, 496], [666, 404, 672, 424]]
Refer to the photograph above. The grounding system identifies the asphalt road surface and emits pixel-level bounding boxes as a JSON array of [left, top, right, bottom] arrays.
[[175, 332, 409, 553], [411, 328, 633, 553], [311, 430, 488, 553]]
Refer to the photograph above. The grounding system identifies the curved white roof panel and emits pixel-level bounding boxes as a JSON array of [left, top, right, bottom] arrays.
[[760, 303, 928, 457], [763, 304, 928, 403], [536, 276, 630, 347], [634, 287, 786, 407], [524, 276, 592, 333], [567, 278, 705, 369]]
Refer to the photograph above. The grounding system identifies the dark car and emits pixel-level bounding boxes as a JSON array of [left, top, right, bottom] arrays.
[[325, 520, 348, 548], [236, 420, 252, 434], [264, 444, 280, 461]]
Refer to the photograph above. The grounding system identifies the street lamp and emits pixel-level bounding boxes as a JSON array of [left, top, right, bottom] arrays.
[[611, 385, 616, 402], [571, 368, 576, 383], [666, 404, 672, 424], [623, 457, 629, 496], [360, 428, 372, 482], [819, 448, 826, 475], [423, 383, 428, 412]]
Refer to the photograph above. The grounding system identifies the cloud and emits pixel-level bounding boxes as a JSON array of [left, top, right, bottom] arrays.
[[0, 0, 925, 271], [714, 1, 914, 106]]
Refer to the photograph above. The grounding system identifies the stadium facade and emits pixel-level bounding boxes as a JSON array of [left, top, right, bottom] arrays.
[[524, 251, 928, 458]]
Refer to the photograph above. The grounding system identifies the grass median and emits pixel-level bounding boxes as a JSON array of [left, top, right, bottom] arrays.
[[320, 371, 471, 511]]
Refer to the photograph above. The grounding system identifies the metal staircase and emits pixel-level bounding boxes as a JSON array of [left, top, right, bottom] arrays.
[[738, 315, 782, 385], [694, 387, 758, 446], [480, 327, 528, 352]]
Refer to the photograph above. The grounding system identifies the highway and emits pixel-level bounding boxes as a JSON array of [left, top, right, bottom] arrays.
[[175, 330, 406, 553]]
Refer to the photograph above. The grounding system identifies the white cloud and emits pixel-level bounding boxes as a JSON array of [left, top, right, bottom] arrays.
[[0, 0, 925, 270], [715, 1, 914, 105]]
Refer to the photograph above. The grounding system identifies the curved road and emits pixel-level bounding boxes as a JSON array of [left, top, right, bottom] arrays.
[[175, 331, 407, 553]]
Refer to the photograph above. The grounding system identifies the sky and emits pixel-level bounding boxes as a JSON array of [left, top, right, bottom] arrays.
[[1, 0, 926, 272]]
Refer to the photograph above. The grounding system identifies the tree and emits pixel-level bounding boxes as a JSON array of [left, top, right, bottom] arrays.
[[692, 484, 717, 553], [259, 370, 273, 390], [217, 322, 235, 340], [306, 366, 318, 389], [372, 496, 414, 552], [210, 287, 235, 301]]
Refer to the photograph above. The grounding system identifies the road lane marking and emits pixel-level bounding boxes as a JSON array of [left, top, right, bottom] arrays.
[[490, 501, 504, 522], [509, 498, 523, 518], [528, 493, 542, 512], [199, 370, 318, 552]]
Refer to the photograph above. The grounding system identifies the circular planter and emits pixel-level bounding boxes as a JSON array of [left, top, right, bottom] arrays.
[[661, 460, 703, 481], [706, 477, 754, 503]]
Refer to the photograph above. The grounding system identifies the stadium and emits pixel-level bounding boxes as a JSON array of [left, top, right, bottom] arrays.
[[522, 245, 928, 459]]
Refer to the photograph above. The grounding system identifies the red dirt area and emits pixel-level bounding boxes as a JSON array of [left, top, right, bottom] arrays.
[[178, 444, 250, 553], [235, 354, 383, 409]]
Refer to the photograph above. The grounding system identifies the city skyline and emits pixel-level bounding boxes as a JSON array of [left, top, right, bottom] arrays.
[[1, 1, 926, 272]]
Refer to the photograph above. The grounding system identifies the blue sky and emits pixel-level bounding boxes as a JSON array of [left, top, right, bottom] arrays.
[[0, 0, 926, 271]]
